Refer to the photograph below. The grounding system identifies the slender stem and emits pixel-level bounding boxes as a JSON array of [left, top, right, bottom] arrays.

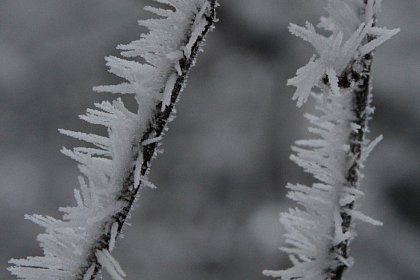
[[78, 2, 217, 279], [330, 1, 377, 279]]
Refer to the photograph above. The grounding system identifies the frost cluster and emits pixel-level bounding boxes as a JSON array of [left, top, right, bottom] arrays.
[[264, 0, 398, 279], [8, 1, 214, 279], [288, 0, 399, 107]]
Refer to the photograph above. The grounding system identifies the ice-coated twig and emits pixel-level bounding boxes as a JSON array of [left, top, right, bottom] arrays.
[[264, 0, 398, 279], [8, 1, 218, 279]]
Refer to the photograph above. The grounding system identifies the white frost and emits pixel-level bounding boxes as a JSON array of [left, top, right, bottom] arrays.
[[109, 222, 119, 252], [287, 0, 399, 107], [265, 1, 397, 279], [8, 1, 214, 279], [96, 249, 126, 280], [161, 73, 177, 111]]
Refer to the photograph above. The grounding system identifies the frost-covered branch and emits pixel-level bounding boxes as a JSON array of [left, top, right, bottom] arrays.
[[264, 0, 398, 279], [8, 1, 217, 279]]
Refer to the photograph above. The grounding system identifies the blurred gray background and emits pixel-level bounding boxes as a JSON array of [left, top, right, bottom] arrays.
[[1, 0, 419, 279]]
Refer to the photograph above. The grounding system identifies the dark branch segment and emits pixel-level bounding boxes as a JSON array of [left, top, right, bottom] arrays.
[[78, 1, 217, 279], [330, 2, 377, 279]]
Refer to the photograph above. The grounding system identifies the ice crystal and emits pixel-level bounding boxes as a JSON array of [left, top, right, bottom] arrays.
[[288, 0, 399, 107]]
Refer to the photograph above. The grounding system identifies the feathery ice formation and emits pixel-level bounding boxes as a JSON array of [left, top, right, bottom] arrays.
[[264, 0, 398, 279], [8, 1, 217, 279]]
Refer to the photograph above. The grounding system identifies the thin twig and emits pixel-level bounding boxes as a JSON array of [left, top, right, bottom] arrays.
[[330, 1, 377, 279]]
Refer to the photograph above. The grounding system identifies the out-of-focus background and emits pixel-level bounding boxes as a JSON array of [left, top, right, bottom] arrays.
[[1, 0, 418, 279]]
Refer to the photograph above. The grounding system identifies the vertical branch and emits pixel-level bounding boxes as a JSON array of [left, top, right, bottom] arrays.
[[331, 2, 376, 279], [263, 1, 398, 279]]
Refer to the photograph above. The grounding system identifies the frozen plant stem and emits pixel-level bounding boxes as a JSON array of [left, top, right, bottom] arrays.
[[8, 1, 217, 279], [264, 0, 399, 279], [331, 3, 376, 279]]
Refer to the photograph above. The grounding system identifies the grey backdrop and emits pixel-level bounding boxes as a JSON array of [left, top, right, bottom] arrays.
[[1, 0, 419, 279]]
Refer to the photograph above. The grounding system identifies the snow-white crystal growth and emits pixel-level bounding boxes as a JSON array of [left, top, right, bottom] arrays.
[[288, 0, 399, 107], [264, 91, 382, 279], [8, 0, 216, 279], [264, 0, 398, 279]]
